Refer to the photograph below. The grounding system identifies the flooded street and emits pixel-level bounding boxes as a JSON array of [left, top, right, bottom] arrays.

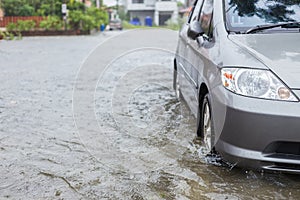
[[1, 29, 300, 199]]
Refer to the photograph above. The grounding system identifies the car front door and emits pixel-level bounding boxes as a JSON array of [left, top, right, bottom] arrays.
[[177, 0, 205, 117]]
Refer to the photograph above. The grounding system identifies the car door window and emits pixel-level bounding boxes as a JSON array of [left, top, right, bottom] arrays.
[[188, 0, 204, 23], [199, 0, 214, 39]]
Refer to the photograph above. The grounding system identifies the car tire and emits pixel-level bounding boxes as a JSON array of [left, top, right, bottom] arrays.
[[198, 93, 215, 154], [173, 62, 182, 99]]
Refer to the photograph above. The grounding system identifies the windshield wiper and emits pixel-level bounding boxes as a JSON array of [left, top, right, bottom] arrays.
[[245, 22, 300, 34]]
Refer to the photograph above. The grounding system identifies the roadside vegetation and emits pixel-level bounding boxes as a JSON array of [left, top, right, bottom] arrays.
[[0, 0, 109, 40], [0, 0, 185, 40], [164, 17, 185, 31], [121, 21, 147, 29], [121, 16, 185, 31]]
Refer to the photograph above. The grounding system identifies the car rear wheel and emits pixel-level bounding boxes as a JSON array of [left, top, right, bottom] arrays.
[[175, 73, 181, 99], [199, 93, 214, 154]]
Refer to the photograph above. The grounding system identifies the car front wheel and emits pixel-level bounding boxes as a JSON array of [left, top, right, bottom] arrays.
[[199, 93, 214, 154]]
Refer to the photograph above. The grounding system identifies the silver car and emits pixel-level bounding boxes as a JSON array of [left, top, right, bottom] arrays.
[[174, 0, 300, 173], [109, 19, 123, 31]]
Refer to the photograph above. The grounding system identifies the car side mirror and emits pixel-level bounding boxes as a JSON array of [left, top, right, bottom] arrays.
[[187, 21, 204, 40]]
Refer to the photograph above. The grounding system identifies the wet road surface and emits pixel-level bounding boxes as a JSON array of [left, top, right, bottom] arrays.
[[1, 29, 300, 199]]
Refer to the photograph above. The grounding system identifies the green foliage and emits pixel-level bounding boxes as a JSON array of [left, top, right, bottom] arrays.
[[39, 16, 63, 30], [68, 10, 83, 30], [36, 4, 51, 16], [121, 21, 147, 29], [177, 1, 184, 7], [6, 20, 36, 31], [81, 15, 96, 31], [2, 0, 33, 16], [6, 22, 17, 31], [121, 21, 137, 29], [89, 0, 104, 7], [86, 7, 108, 26], [19, 4, 35, 16], [118, 6, 129, 21], [67, 1, 85, 12], [0, 30, 16, 40], [17, 20, 36, 31], [8, 32, 15, 40], [68, 8, 108, 31], [164, 19, 179, 30], [35, 1, 62, 16], [2, 0, 109, 32], [16, 32, 23, 40], [2, 0, 62, 16], [164, 17, 186, 31], [2, 0, 21, 16], [0, 30, 4, 39]]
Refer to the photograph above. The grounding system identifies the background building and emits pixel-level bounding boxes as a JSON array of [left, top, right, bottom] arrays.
[[124, 0, 178, 26]]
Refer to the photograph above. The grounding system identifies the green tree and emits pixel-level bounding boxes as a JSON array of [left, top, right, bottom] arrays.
[[2, 0, 109, 32], [35, 0, 62, 16], [86, 6, 108, 26], [39, 16, 63, 30], [2, 0, 24, 16], [19, 4, 35, 16], [68, 10, 83, 30], [67, 1, 85, 12], [118, 6, 129, 21], [2, 0, 63, 16], [68, 7, 108, 31]]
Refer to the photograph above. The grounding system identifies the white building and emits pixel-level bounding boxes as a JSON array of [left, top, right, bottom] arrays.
[[124, 0, 178, 26]]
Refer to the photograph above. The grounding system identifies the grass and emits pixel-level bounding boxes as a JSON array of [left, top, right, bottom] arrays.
[[122, 21, 148, 29], [121, 20, 181, 31]]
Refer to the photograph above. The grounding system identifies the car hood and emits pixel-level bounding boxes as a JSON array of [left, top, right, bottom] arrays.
[[228, 33, 300, 89]]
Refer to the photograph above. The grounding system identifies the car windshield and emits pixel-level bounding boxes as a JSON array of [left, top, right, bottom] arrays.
[[225, 0, 300, 33]]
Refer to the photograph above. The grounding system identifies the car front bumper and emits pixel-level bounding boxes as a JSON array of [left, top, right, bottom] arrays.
[[212, 86, 300, 173], [109, 24, 122, 30]]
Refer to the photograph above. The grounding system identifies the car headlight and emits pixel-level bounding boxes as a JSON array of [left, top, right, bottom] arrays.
[[221, 68, 298, 101]]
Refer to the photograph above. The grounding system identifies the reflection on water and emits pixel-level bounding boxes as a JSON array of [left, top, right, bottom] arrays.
[[95, 49, 300, 199], [1, 33, 300, 199]]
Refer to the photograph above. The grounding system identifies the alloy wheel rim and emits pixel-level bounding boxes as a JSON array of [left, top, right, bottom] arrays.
[[175, 76, 180, 98], [203, 102, 212, 152]]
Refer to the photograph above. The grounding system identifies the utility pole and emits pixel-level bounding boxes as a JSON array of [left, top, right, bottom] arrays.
[[51, 0, 54, 15], [62, 1, 67, 30], [82, 0, 86, 12], [116, 0, 119, 18]]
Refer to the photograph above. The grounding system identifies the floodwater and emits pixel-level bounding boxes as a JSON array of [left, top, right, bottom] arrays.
[[1, 29, 300, 199]]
